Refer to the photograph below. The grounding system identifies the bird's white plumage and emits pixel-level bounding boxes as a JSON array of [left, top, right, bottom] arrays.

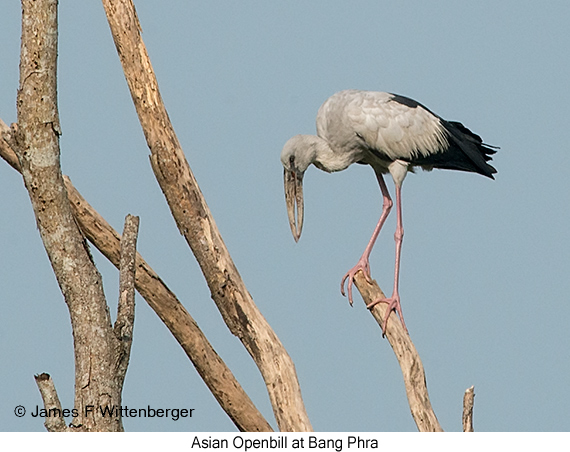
[[316, 90, 449, 167]]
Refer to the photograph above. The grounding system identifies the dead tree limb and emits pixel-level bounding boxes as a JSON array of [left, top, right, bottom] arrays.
[[34, 373, 69, 432], [64, 179, 273, 432], [0, 129, 273, 432], [462, 386, 475, 432], [0, 121, 19, 170], [101, 0, 311, 432], [114, 215, 139, 389], [14, 0, 123, 431], [353, 271, 443, 432]]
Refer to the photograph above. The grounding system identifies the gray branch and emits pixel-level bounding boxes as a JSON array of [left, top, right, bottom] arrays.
[[16, 0, 123, 431], [34, 373, 69, 432], [114, 214, 140, 389]]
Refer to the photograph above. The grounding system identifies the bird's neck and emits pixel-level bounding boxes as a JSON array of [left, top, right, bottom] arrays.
[[310, 137, 352, 173]]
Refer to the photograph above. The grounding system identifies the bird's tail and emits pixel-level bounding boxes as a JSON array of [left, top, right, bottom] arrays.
[[443, 120, 498, 179]]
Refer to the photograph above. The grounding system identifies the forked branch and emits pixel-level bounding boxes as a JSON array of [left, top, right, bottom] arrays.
[[0, 132, 272, 432], [15, 0, 124, 431]]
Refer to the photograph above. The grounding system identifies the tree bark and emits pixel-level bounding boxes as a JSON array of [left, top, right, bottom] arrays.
[[354, 271, 443, 432], [462, 386, 475, 432], [101, 0, 311, 432], [114, 215, 139, 390], [34, 373, 69, 432], [14, 0, 124, 431]]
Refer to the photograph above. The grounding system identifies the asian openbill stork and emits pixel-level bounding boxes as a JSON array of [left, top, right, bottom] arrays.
[[281, 89, 497, 334]]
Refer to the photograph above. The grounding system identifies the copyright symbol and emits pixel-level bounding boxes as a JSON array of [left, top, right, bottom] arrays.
[[14, 405, 26, 417]]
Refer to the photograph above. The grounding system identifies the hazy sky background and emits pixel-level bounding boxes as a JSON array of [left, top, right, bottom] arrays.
[[1, 1, 569, 432]]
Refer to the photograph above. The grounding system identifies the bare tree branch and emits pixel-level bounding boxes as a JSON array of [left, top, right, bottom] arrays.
[[462, 386, 475, 432], [101, 0, 311, 432], [0, 131, 273, 432], [354, 271, 443, 432], [34, 373, 69, 432], [0, 120, 19, 171], [15, 0, 123, 431], [114, 214, 139, 389], [66, 180, 274, 432]]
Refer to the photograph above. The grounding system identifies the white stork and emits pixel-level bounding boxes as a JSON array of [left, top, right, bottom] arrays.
[[281, 89, 497, 334]]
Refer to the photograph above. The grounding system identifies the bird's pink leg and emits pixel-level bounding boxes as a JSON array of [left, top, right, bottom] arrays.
[[341, 171, 393, 305], [367, 184, 408, 335]]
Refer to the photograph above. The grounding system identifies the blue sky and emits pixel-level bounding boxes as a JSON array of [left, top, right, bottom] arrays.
[[1, 1, 569, 432]]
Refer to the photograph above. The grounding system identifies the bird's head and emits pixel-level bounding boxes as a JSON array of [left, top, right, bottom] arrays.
[[281, 134, 338, 242], [280, 135, 315, 242]]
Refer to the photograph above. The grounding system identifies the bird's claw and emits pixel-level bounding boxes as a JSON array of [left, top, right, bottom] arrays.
[[367, 294, 408, 336], [340, 258, 372, 306]]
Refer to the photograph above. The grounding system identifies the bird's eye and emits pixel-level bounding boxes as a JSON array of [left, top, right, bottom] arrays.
[[289, 155, 295, 166]]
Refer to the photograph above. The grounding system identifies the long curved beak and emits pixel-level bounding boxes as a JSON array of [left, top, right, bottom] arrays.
[[284, 167, 304, 242]]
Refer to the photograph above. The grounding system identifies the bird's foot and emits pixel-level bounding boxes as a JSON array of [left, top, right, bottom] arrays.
[[367, 294, 408, 336], [340, 257, 373, 306]]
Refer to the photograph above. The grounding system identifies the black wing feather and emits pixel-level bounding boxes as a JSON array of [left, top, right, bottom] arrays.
[[410, 120, 498, 179]]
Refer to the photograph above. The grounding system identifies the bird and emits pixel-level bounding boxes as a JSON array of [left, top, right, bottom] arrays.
[[280, 89, 497, 334]]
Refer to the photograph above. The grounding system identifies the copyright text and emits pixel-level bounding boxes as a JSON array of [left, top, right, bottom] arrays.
[[15, 405, 195, 421]]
